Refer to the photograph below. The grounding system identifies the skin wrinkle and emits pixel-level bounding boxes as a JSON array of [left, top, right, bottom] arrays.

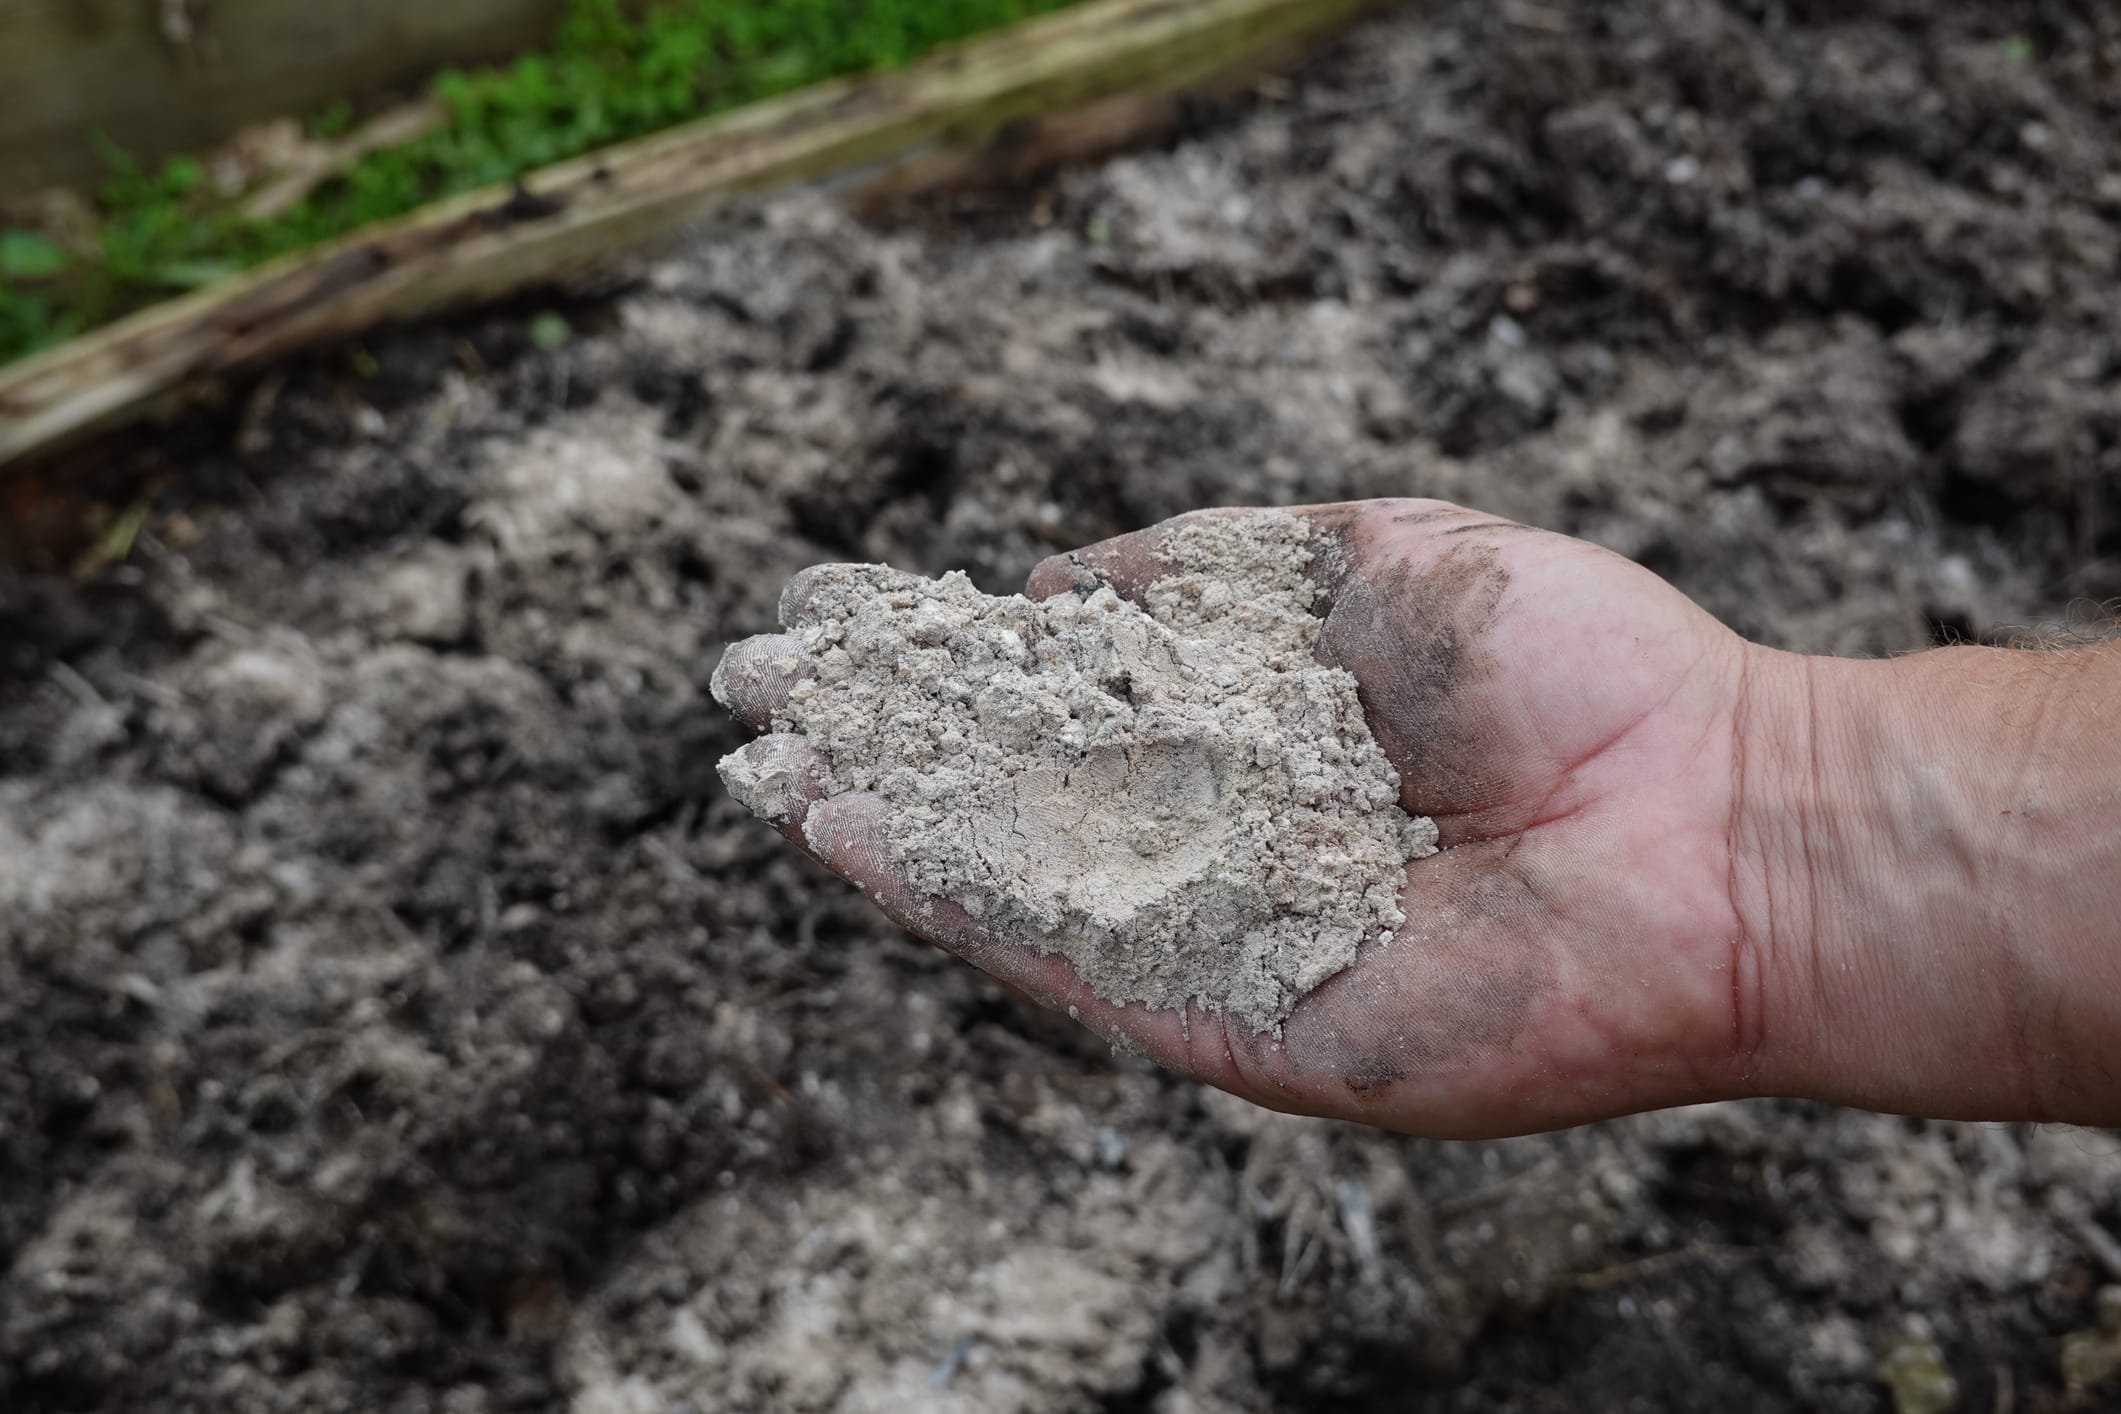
[[1058, 551, 1105, 598], [1722, 646, 1769, 1066], [1962, 783, 2036, 1121], [1998, 650, 2079, 1117], [1979, 650, 2084, 1119], [2032, 645, 2121, 1116], [1485, 635, 1723, 855], [1499, 699, 1655, 841], [1798, 659, 1834, 1074], [1440, 519, 1542, 538], [1193, 1009, 1266, 1101], [1986, 652, 2051, 1090], [809, 793, 999, 972]]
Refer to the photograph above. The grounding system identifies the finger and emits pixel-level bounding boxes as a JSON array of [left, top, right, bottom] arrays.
[[799, 791, 1075, 978], [796, 789, 1525, 1125], [709, 633, 818, 731], [717, 732, 830, 831], [1024, 507, 1251, 604], [798, 790, 1210, 1067], [1024, 504, 1372, 606], [1310, 503, 1547, 831], [778, 564, 835, 628], [778, 560, 938, 626], [1315, 548, 1515, 827], [1025, 535, 1179, 605]]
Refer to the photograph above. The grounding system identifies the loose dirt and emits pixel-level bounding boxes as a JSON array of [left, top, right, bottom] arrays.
[[716, 513, 1435, 1032], [5, 2, 2121, 1411]]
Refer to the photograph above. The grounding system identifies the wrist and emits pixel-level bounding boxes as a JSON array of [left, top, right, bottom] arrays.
[[1730, 640, 2121, 1121]]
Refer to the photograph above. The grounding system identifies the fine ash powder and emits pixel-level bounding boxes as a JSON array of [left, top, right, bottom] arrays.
[[718, 512, 1436, 1032]]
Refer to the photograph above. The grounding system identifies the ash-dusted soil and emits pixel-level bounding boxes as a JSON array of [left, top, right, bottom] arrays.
[[6, 2, 2121, 1410]]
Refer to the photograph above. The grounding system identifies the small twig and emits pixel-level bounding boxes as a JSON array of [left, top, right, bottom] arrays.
[[2058, 1204, 2121, 1283], [202, 613, 260, 646], [120, 672, 185, 709], [242, 99, 449, 221], [70, 497, 152, 579], [1435, 1155, 1564, 1216], [736, 1059, 800, 1109], [1568, 1244, 1754, 1292], [1301, 88, 1407, 120], [643, 832, 707, 888], [1278, 1190, 1317, 1298], [1500, 1, 1574, 33], [158, 0, 208, 57], [236, 372, 287, 456], [1281, 1230, 1323, 1296], [47, 660, 110, 712], [929, 1333, 975, 1390], [657, 439, 714, 473], [1337, 1177, 1384, 1284]]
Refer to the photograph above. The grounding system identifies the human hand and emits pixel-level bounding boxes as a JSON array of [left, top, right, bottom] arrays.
[[714, 500, 2121, 1135], [716, 500, 1782, 1136]]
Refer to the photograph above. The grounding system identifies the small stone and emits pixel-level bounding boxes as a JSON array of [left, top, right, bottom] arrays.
[[376, 553, 470, 646], [1877, 1326, 1958, 1414]]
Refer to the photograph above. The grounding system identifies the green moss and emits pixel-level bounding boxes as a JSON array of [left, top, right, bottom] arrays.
[[0, 0, 1082, 367]]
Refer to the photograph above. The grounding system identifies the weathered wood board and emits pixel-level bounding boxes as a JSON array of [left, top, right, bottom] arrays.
[[0, 0, 590, 196], [0, 0, 1380, 471]]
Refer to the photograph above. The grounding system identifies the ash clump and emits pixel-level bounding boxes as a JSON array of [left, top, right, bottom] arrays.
[[718, 512, 1435, 1031]]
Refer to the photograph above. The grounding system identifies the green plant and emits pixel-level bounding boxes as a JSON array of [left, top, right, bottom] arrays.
[[0, 230, 67, 280], [0, 0, 1084, 368], [0, 230, 79, 360], [310, 100, 357, 141]]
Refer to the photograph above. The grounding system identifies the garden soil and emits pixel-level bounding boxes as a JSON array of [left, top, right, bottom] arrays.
[[6, 1, 2121, 1410]]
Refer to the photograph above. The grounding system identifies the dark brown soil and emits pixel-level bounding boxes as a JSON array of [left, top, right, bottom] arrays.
[[7, 2, 2121, 1410]]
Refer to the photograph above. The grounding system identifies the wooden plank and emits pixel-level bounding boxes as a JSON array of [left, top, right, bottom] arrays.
[[0, 0, 1379, 471], [0, 0, 579, 196]]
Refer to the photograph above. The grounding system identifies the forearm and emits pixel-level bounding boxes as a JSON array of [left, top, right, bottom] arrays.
[[1739, 641, 2121, 1122]]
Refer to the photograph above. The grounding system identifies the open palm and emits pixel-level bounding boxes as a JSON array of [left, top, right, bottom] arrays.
[[718, 501, 1770, 1137]]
